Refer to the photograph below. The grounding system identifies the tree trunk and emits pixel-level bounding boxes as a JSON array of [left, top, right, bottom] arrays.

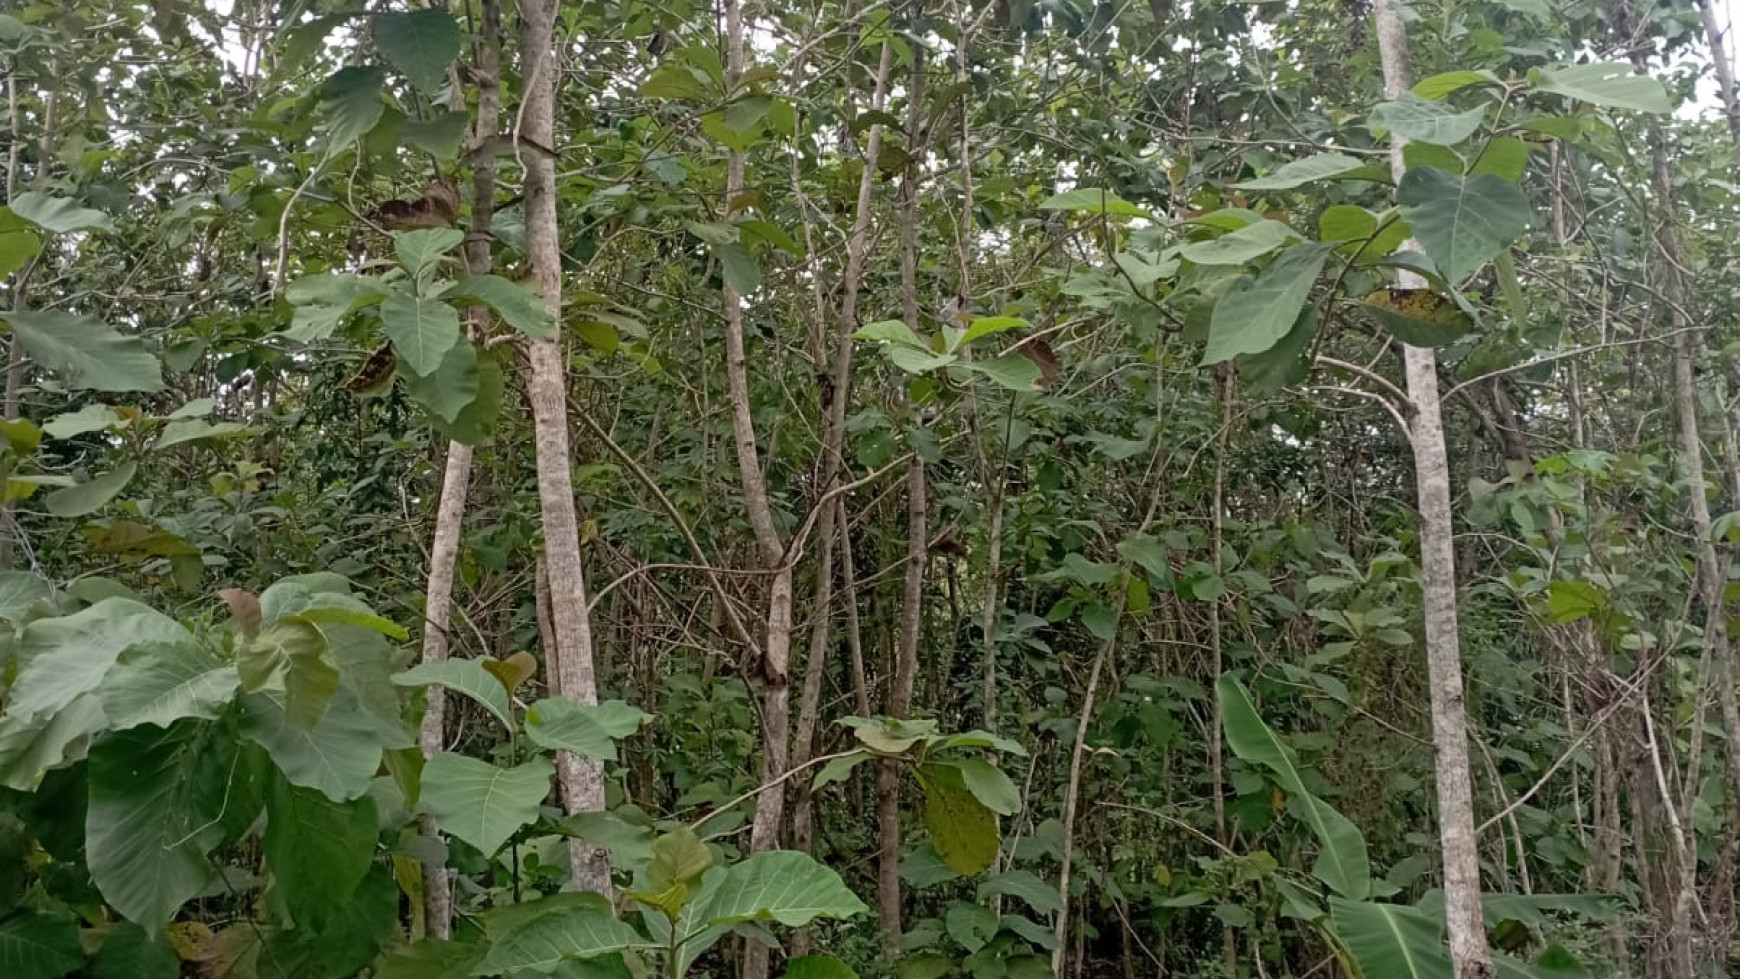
[[518, 0, 610, 896], [1699, 0, 1740, 157], [1371, 3, 1493, 977]]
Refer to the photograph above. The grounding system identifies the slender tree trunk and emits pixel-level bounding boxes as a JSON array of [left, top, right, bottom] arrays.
[[1371, 4, 1493, 977], [1053, 621, 1120, 976], [415, 0, 503, 934], [518, 0, 610, 896], [1699, 0, 1740, 157]]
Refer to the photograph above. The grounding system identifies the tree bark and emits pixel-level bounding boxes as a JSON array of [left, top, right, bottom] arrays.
[[518, 0, 611, 896], [1371, 3, 1494, 977], [1698, 0, 1740, 157]]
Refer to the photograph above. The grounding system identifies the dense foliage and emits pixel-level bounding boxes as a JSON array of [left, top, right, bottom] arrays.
[[2, 0, 1739, 977]]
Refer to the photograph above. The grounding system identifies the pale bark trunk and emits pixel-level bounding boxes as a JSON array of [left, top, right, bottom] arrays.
[[416, 0, 502, 933], [1372, 4, 1493, 977], [518, 0, 610, 896], [1699, 0, 1740, 157], [1052, 624, 1119, 976]]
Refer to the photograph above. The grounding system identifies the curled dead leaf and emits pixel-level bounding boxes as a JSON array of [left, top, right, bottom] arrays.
[[217, 587, 261, 638]]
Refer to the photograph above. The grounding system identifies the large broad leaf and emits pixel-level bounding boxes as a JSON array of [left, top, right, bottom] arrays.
[[4, 310, 162, 392], [405, 341, 480, 423], [0, 571, 47, 623], [692, 849, 869, 928], [1218, 676, 1371, 899], [0, 230, 41, 278], [9, 191, 114, 233], [1037, 188, 1153, 219], [1535, 62, 1671, 113], [977, 869, 1063, 915], [915, 762, 1000, 875], [475, 899, 647, 975], [1397, 166, 1530, 285], [90, 921, 178, 979], [317, 66, 387, 151], [284, 273, 387, 342], [1368, 94, 1487, 146], [99, 643, 239, 730], [239, 688, 391, 802], [948, 758, 1021, 816], [44, 461, 137, 517], [524, 697, 651, 761], [236, 616, 339, 730], [263, 771, 379, 930], [375, 939, 484, 979], [380, 292, 462, 377], [1233, 153, 1366, 190], [393, 657, 516, 734], [786, 955, 860, 979], [0, 908, 82, 979], [418, 752, 552, 856], [87, 722, 236, 930], [1180, 220, 1296, 265], [1201, 243, 1334, 365], [371, 9, 461, 94], [393, 228, 465, 280], [0, 599, 194, 789], [1330, 898, 1453, 979], [442, 275, 555, 339]]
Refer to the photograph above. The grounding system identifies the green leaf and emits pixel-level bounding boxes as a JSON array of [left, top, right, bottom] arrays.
[[1232, 153, 1366, 190], [690, 849, 868, 932], [405, 341, 481, 424], [946, 901, 999, 952], [99, 643, 239, 730], [1218, 676, 1371, 899], [1329, 898, 1453, 979], [395, 228, 466, 280], [372, 9, 461, 94], [1471, 137, 1530, 181], [855, 320, 924, 345], [1361, 289, 1474, 348], [1201, 243, 1334, 365], [1397, 167, 1531, 284], [475, 903, 647, 975], [0, 231, 40, 278], [318, 66, 388, 152], [380, 292, 462, 377], [785, 955, 859, 979], [5, 310, 163, 392], [1545, 580, 1604, 624], [45, 404, 123, 439], [87, 722, 235, 929], [0, 571, 47, 622], [402, 110, 470, 159], [44, 461, 137, 517], [0, 909, 82, 979], [153, 418, 249, 450], [1117, 532, 1170, 581], [1413, 70, 1499, 101], [812, 751, 869, 790], [1535, 62, 1671, 113], [962, 353, 1044, 391], [239, 688, 391, 802], [1181, 220, 1296, 265], [961, 315, 1029, 346], [284, 273, 387, 342], [393, 658, 516, 734], [951, 758, 1021, 816], [418, 752, 552, 855], [91, 921, 178, 979], [525, 697, 651, 761], [442, 274, 554, 338], [375, 940, 484, 979], [1368, 94, 1487, 145], [237, 616, 339, 730], [10, 191, 114, 233], [916, 762, 1000, 875], [432, 348, 504, 446], [717, 242, 762, 294], [977, 869, 1063, 915], [1038, 188, 1153, 219], [264, 771, 379, 930]]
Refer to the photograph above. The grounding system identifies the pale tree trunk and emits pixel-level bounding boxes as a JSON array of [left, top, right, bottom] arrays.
[[1645, 114, 1718, 976], [1698, 0, 1740, 157], [518, 0, 610, 896], [876, 36, 928, 943], [1371, 3, 1493, 977], [716, 2, 795, 976], [416, 0, 502, 935]]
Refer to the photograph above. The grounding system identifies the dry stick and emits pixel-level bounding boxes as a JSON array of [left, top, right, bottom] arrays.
[[1371, 3, 1492, 977], [518, 0, 611, 896], [1209, 369, 1234, 978], [1051, 616, 1123, 975]]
